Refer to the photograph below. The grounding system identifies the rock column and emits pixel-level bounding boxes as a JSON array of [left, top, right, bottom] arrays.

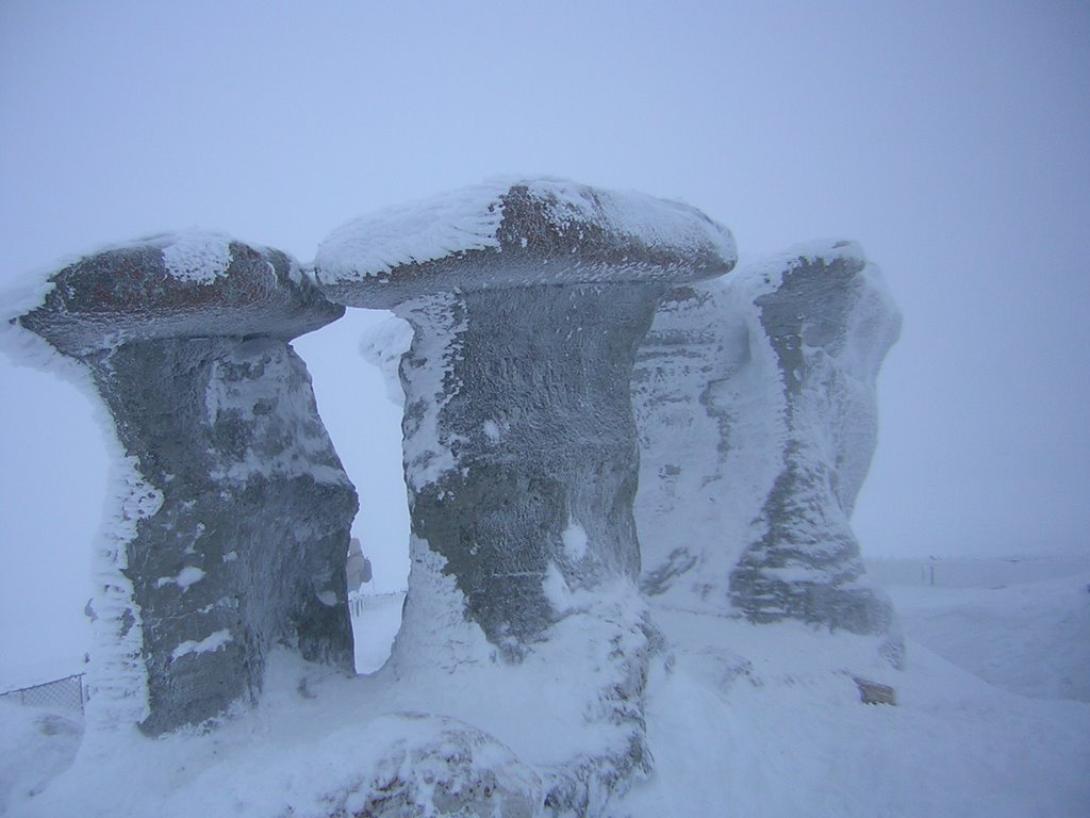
[[728, 243, 901, 643], [16, 233, 357, 734], [397, 282, 659, 654], [317, 178, 735, 814], [633, 240, 901, 653]]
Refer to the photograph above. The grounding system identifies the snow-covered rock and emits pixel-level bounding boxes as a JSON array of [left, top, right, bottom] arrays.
[[8, 217, 1089, 818], [316, 178, 735, 815], [634, 240, 901, 657], [18, 231, 337, 356], [332, 713, 544, 818], [316, 177, 736, 308], [10, 233, 358, 735]]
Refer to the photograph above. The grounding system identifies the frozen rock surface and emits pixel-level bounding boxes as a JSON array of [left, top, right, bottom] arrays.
[[634, 241, 900, 649], [317, 178, 735, 814], [14, 233, 358, 735]]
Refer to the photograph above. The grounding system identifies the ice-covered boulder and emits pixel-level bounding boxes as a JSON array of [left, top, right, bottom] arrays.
[[11, 232, 358, 735], [316, 178, 735, 814], [633, 241, 900, 653]]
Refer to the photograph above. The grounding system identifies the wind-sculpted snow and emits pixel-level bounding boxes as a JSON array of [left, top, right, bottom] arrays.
[[634, 240, 901, 657], [11, 233, 358, 735], [317, 178, 735, 815]]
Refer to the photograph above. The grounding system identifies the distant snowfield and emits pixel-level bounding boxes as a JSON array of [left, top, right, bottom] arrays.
[[880, 565, 1090, 705], [2, 559, 1088, 817]]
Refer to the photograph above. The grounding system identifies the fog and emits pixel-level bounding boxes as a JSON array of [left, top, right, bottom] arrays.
[[2, 1, 1088, 672]]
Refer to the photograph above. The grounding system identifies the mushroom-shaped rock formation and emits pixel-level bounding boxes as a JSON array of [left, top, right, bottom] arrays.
[[633, 240, 902, 659], [13, 232, 358, 735], [316, 178, 735, 813]]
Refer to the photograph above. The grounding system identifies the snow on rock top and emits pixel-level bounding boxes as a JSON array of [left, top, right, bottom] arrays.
[[315, 177, 737, 308], [159, 230, 234, 283], [15, 231, 342, 357], [732, 239, 870, 300], [317, 182, 508, 284]]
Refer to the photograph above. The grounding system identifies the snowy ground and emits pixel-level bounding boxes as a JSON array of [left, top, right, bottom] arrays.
[[621, 568, 1090, 817], [877, 558, 1090, 704], [2, 558, 1088, 817]]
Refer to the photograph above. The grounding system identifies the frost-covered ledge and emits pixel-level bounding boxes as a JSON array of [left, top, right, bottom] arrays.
[[8, 233, 358, 736], [316, 178, 736, 815], [633, 240, 902, 662]]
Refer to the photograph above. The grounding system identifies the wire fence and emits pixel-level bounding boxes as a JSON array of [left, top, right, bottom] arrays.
[[348, 590, 406, 620], [0, 673, 85, 715], [349, 594, 366, 618], [865, 555, 1090, 589]]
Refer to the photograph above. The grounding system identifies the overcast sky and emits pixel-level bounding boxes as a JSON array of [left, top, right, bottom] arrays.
[[2, 1, 1088, 676]]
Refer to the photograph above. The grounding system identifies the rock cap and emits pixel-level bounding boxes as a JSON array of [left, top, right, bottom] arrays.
[[18, 231, 343, 357], [315, 177, 737, 308]]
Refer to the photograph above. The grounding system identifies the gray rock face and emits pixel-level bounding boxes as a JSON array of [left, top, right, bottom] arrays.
[[317, 178, 735, 814], [634, 241, 901, 647], [17, 233, 357, 735], [398, 284, 659, 651]]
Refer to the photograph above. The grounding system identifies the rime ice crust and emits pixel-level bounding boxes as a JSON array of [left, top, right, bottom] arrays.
[[634, 241, 901, 649], [13, 234, 358, 735], [317, 179, 735, 814]]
